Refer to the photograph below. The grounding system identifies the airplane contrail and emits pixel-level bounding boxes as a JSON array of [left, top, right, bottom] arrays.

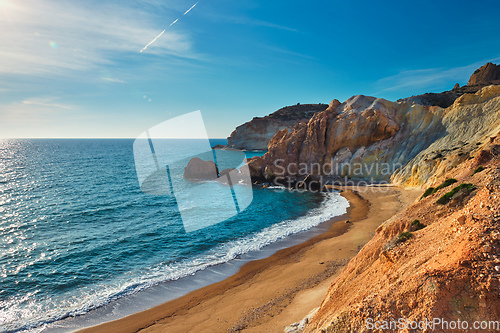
[[183, 2, 198, 15], [140, 29, 166, 53], [139, 1, 199, 53]]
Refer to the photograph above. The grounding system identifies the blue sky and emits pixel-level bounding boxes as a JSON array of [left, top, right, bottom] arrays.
[[1, 0, 500, 138]]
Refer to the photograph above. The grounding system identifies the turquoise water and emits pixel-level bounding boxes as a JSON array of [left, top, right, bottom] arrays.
[[0, 139, 348, 332]]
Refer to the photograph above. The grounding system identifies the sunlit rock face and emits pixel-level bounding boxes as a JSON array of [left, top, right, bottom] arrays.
[[468, 62, 500, 86], [226, 103, 328, 150], [248, 95, 446, 182], [392, 85, 500, 187], [248, 85, 500, 185]]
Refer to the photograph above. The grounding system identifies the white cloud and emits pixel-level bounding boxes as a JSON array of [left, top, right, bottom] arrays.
[[0, 97, 84, 138], [101, 77, 126, 83], [0, 96, 76, 131], [219, 15, 298, 32], [0, 0, 197, 77], [21, 97, 75, 110], [373, 57, 500, 94]]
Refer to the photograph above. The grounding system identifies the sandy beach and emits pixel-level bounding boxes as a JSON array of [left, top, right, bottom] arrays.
[[79, 186, 421, 333]]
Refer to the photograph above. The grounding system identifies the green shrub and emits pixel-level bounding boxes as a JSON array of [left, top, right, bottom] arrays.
[[435, 178, 458, 191], [436, 183, 476, 205], [421, 179, 458, 200], [411, 219, 425, 231], [396, 231, 413, 244], [421, 187, 435, 199], [471, 166, 485, 176]]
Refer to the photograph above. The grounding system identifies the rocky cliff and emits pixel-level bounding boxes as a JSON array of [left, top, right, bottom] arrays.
[[277, 63, 500, 333], [248, 84, 500, 187], [399, 62, 500, 108], [392, 85, 500, 187], [248, 97, 448, 183], [303, 138, 500, 332], [468, 62, 500, 86], [226, 104, 328, 150]]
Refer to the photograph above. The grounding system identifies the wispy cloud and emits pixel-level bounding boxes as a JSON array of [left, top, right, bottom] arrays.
[[0, 0, 197, 77], [223, 16, 298, 32], [373, 57, 500, 95], [264, 45, 316, 61], [22, 97, 75, 110], [0, 97, 76, 126], [101, 77, 126, 84], [245, 18, 298, 32], [0, 96, 84, 138], [202, 8, 298, 33]]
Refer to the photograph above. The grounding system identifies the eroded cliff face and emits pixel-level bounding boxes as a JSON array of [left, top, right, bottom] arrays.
[[392, 85, 500, 187], [303, 136, 500, 333], [226, 104, 328, 150], [276, 66, 500, 333], [248, 85, 500, 186], [249, 96, 446, 182]]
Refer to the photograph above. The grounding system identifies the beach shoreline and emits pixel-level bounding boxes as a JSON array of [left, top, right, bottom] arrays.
[[78, 186, 421, 333]]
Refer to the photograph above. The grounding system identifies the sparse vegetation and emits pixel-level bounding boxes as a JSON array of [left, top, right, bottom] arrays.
[[411, 219, 426, 231], [435, 178, 458, 191], [436, 183, 476, 205], [421, 178, 458, 200], [396, 231, 413, 244], [421, 187, 435, 199], [471, 166, 485, 176]]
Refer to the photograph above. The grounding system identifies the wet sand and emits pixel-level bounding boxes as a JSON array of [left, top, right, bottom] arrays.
[[79, 186, 421, 333]]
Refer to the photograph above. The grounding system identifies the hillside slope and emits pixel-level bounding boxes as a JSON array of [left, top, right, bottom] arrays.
[[302, 134, 500, 333], [392, 85, 500, 187]]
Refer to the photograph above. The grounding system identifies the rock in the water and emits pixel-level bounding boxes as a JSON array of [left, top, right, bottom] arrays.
[[219, 168, 236, 177], [183, 157, 219, 180]]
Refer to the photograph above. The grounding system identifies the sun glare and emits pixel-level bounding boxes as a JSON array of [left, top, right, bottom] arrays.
[[0, 0, 16, 19], [0, 0, 12, 9]]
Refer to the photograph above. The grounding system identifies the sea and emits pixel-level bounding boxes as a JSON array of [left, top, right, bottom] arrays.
[[0, 139, 349, 332]]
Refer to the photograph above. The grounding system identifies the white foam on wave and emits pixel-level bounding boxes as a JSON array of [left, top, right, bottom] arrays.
[[119, 191, 350, 294], [9, 192, 349, 332]]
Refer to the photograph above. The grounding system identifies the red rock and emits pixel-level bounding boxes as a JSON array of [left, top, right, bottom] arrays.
[[468, 62, 500, 86]]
